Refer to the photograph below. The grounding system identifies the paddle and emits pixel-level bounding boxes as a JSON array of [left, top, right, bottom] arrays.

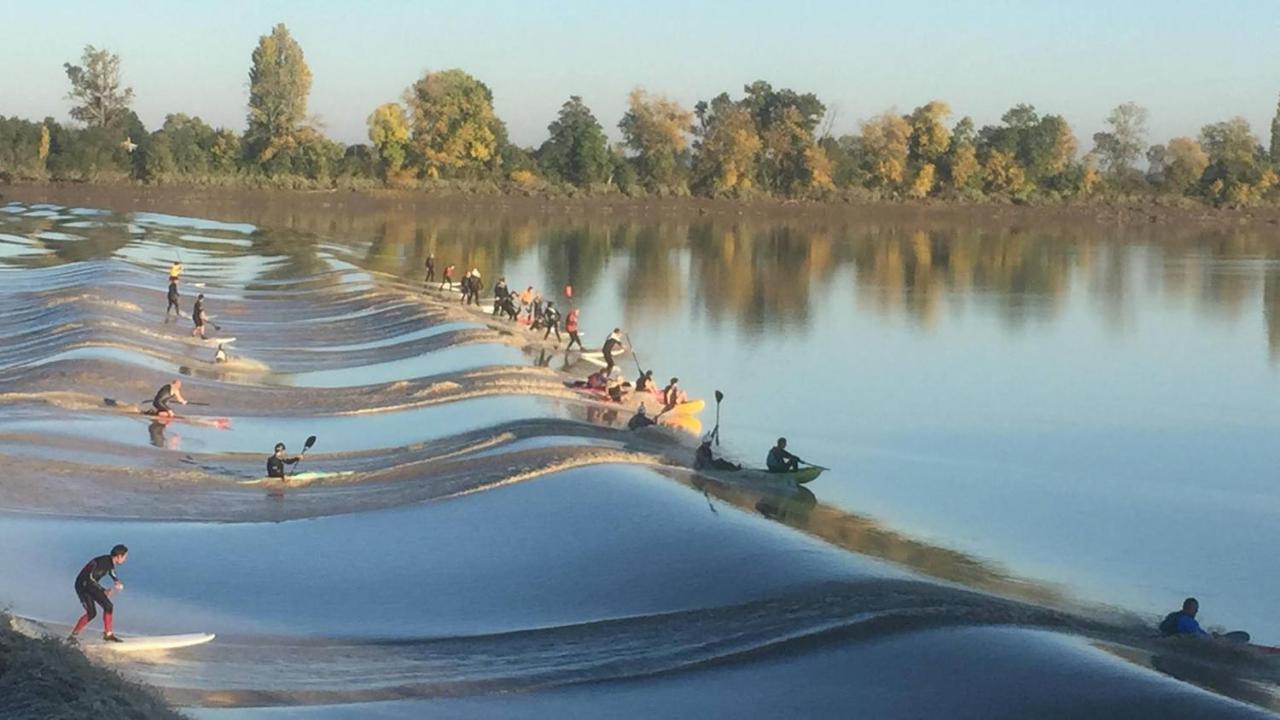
[[624, 333, 646, 376], [712, 390, 724, 446], [290, 435, 318, 476]]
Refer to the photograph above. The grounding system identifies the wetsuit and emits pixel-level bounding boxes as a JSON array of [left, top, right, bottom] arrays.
[[166, 280, 180, 315], [602, 334, 623, 372], [543, 306, 562, 342], [492, 282, 508, 316], [152, 384, 178, 414], [192, 298, 206, 330], [72, 555, 119, 636], [628, 412, 656, 431], [424, 257, 435, 285], [1159, 611, 1209, 636], [767, 446, 801, 472], [565, 311, 583, 350], [696, 443, 741, 470], [267, 454, 300, 479]]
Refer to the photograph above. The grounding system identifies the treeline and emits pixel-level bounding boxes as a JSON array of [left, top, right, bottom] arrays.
[[3, 23, 1280, 207]]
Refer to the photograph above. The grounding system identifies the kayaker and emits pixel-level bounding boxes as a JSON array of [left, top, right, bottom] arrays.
[[191, 294, 207, 339], [166, 277, 181, 317], [267, 442, 302, 479], [150, 379, 188, 418], [69, 544, 129, 643], [661, 377, 687, 410], [602, 328, 625, 372], [627, 403, 656, 430], [766, 437, 801, 473], [636, 370, 656, 394], [543, 301, 562, 343], [1159, 598, 1210, 637], [565, 308, 583, 350], [696, 438, 742, 471]]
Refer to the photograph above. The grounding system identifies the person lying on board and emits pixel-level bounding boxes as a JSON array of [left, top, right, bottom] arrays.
[[569, 368, 610, 390], [69, 544, 129, 643], [766, 437, 802, 473], [267, 442, 302, 479]]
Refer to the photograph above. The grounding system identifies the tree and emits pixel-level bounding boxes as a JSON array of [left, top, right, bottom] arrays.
[[1198, 118, 1270, 206], [63, 46, 135, 129], [1271, 93, 1280, 167], [983, 149, 1029, 197], [406, 69, 499, 178], [907, 101, 951, 164], [246, 23, 312, 164], [944, 117, 979, 192], [860, 111, 911, 190], [1145, 144, 1167, 185], [367, 102, 410, 176], [907, 163, 936, 199], [37, 125, 50, 168], [693, 94, 762, 195], [738, 81, 826, 194], [1163, 137, 1208, 193], [538, 96, 610, 187], [1092, 102, 1148, 175], [618, 88, 692, 192]]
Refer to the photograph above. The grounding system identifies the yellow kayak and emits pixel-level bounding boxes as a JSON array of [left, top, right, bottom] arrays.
[[659, 414, 703, 435], [668, 399, 705, 415]]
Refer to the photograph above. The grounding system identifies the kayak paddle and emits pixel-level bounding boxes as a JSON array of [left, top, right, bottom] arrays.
[[712, 390, 724, 445], [624, 333, 646, 376], [291, 435, 317, 476]]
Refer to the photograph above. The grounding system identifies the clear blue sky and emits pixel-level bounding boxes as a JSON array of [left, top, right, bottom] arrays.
[[1, 0, 1277, 149]]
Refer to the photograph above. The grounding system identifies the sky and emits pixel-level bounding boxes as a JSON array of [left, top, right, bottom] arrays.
[[1, 0, 1278, 150]]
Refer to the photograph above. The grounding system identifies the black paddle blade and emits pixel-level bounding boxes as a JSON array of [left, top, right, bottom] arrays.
[[715, 390, 724, 403], [304, 435, 317, 450]]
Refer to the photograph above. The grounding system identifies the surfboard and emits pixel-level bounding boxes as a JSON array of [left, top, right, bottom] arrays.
[[97, 632, 215, 652]]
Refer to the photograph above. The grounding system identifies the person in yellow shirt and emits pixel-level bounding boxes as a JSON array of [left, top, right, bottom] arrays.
[[169, 261, 184, 281]]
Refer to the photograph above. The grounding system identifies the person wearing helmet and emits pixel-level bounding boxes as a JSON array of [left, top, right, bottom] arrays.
[[69, 544, 129, 643], [267, 442, 302, 479]]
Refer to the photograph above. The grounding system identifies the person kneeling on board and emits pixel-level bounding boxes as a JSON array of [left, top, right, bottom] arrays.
[[268, 442, 302, 479], [766, 437, 801, 473], [69, 544, 128, 643], [696, 438, 741, 471], [149, 379, 189, 417]]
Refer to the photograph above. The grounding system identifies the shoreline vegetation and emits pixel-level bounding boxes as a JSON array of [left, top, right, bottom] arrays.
[[0, 614, 181, 719], [3, 25, 1280, 215]]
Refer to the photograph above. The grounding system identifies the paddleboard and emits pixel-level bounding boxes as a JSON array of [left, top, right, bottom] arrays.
[[96, 632, 215, 652], [103, 398, 231, 429]]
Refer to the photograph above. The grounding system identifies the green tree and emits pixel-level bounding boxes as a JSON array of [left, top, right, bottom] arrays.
[[538, 96, 610, 187], [63, 46, 134, 129], [406, 69, 499, 178], [1198, 118, 1271, 205], [618, 87, 692, 193], [367, 102, 410, 176], [246, 23, 312, 164], [1091, 102, 1148, 175]]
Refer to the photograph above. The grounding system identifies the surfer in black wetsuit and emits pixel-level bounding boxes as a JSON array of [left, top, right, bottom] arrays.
[[602, 329, 624, 373], [696, 438, 741, 470], [166, 278, 181, 317], [191, 293, 207, 338], [628, 403, 656, 430], [542, 301, 562, 343], [267, 442, 301, 479], [69, 544, 128, 643], [150, 379, 188, 418], [492, 277, 508, 316], [424, 254, 435, 287]]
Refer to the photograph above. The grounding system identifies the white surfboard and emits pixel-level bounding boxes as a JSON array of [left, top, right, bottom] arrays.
[[98, 632, 215, 652]]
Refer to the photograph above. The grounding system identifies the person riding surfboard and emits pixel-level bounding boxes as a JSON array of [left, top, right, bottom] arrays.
[[68, 544, 128, 643]]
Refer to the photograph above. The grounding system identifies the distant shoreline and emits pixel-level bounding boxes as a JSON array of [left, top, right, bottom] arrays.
[[5, 180, 1280, 230]]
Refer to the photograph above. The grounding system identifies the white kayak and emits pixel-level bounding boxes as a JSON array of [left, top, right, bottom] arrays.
[[238, 470, 354, 486]]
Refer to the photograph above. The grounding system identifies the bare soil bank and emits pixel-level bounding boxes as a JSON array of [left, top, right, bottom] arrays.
[[6, 181, 1280, 230]]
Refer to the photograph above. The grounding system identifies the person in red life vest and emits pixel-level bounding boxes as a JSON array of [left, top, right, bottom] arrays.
[[565, 308, 583, 350], [441, 264, 455, 290], [69, 544, 129, 643]]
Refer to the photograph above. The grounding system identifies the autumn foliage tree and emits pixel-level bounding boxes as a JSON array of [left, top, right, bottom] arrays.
[[619, 88, 693, 193], [246, 24, 312, 164], [367, 102, 410, 177], [407, 69, 499, 179]]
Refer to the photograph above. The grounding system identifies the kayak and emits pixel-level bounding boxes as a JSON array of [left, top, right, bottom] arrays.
[[666, 399, 704, 415], [705, 466, 825, 486], [238, 470, 354, 486], [658, 413, 702, 435]]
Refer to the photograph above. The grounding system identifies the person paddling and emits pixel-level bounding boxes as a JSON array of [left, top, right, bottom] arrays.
[[150, 379, 188, 418], [627, 403, 657, 430], [1159, 597, 1210, 637], [602, 328, 625, 373], [267, 442, 302, 479], [69, 544, 129, 643], [191, 293, 207, 339], [166, 277, 181, 317], [767, 437, 801, 473], [696, 438, 742, 471]]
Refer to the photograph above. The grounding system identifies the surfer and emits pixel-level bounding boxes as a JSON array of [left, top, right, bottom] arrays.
[[499, 292, 521, 321], [492, 277, 509, 316], [602, 328, 624, 372], [166, 277, 181, 317], [565, 308, 583, 350], [696, 438, 742, 471], [150, 379, 189, 418], [191, 293, 207, 339], [661, 377, 687, 410], [69, 544, 128, 643], [267, 442, 302, 479], [424, 254, 435, 287], [766, 437, 802, 473]]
